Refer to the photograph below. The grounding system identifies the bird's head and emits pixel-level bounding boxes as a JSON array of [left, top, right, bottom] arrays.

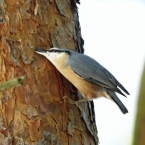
[[35, 47, 72, 64]]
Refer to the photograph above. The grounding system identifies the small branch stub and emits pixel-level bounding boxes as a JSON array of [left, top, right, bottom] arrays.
[[0, 76, 27, 91]]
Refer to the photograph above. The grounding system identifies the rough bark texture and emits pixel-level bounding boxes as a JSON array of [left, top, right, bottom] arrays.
[[132, 63, 145, 145], [0, 0, 98, 144]]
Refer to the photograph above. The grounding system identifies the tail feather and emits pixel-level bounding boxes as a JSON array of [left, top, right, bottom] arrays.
[[107, 90, 128, 114], [116, 88, 127, 97], [118, 83, 130, 95]]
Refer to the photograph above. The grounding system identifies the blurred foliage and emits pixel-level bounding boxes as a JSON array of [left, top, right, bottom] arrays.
[[132, 63, 145, 145]]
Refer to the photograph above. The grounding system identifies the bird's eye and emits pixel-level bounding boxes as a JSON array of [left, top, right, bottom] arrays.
[[48, 49, 57, 53], [48, 49, 52, 52]]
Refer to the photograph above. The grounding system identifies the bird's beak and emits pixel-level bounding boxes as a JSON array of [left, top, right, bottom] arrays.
[[35, 47, 47, 53]]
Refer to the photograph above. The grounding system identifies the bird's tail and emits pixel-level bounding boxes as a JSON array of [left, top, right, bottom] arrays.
[[107, 90, 128, 114]]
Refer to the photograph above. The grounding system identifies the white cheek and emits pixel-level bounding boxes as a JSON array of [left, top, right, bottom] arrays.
[[45, 52, 64, 66], [48, 53, 64, 60]]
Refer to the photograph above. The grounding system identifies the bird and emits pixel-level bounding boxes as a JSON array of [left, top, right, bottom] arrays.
[[35, 47, 129, 114]]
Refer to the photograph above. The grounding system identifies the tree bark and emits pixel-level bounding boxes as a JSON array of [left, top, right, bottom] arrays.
[[0, 0, 98, 144]]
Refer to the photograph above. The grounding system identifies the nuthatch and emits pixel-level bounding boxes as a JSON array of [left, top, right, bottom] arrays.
[[35, 47, 129, 114]]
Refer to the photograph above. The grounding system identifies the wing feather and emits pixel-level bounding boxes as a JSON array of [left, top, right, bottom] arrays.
[[67, 52, 129, 96]]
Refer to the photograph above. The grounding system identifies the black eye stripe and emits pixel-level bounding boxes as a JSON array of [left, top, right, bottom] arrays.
[[48, 49, 71, 55]]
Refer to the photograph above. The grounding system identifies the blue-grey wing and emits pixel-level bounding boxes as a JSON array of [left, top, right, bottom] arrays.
[[68, 52, 129, 96]]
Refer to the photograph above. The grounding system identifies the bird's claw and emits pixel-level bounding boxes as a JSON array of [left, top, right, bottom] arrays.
[[62, 96, 85, 116]]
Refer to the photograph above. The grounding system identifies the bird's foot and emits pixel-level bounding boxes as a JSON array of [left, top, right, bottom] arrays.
[[62, 96, 87, 116]]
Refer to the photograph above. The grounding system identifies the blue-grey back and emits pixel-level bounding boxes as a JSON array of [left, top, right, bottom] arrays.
[[66, 50, 129, 96]]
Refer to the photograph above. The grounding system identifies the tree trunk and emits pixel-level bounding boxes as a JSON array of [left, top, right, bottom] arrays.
[[132, 63, 145, 145], [0, 0, 98, 144]]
